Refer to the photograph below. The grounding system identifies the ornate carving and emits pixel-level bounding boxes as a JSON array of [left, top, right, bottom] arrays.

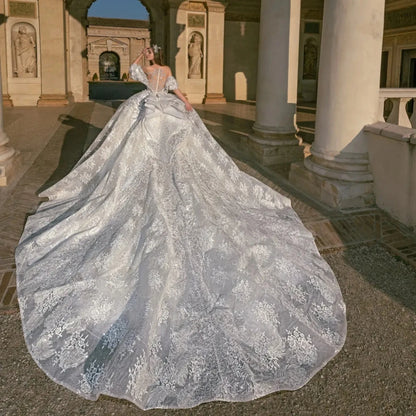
[[189, 2, 206, 12], [9, 1, 36, 18], [88, 37, 129, 56], [88, 28, 149, 38], [188, 13, 205, 28], [11, 23, 37, 78], [205, 1, 226, 12], [178, 1, 206, 11], [385, 6, 416, 30]]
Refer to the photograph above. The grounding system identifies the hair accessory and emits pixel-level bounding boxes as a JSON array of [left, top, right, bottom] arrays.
[[153, 44, 161, 54]]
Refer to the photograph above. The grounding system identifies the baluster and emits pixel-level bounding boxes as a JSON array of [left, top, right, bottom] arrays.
[[386, 97, 412, 128], [378, 96, 387, 121], [410, 98, 416, 128]]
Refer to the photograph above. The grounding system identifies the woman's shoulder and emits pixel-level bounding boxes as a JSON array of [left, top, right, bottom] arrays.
[[159, 65, 172, 75], [143, 65, 172, 74]]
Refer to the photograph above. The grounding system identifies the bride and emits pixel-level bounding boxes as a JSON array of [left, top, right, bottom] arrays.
[[16, 46, 347, 410]]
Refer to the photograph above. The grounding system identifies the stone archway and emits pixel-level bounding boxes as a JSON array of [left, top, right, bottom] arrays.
[[65, 0, 165, 101], [99, 51, 120, 80]]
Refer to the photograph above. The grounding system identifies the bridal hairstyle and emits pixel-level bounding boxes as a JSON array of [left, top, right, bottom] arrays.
[[150, 46, 164, 66]]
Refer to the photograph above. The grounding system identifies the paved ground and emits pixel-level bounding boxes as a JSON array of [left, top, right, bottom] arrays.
[[0, 101, 416, 415]]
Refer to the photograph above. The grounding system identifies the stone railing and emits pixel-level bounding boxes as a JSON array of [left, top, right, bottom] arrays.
[[379, 88, 416, 128], [365, 121, 416, 229]]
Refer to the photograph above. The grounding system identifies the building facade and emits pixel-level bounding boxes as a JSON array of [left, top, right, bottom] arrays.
[[86, 17, 150, 83], [1, 0, 415, 106]]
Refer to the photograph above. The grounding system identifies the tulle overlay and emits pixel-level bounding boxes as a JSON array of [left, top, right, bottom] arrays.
[[16, 66, 346, 410]]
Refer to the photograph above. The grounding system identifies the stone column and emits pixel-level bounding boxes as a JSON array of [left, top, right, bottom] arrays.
[[289, 0, 385, 209], [68, 7, 89, 102], [37, 0, 68, 106], [0, 53, 20, 186], [167, 3, 180, 73], [204, 1, 226, 104], [248, 0, 303, 166], [0, 7, 12, 107]]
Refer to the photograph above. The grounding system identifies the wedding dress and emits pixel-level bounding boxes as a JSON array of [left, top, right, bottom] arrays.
[[16, 64, 347, 410]]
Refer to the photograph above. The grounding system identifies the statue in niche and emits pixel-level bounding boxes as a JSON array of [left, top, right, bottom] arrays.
[[12, 24, 37, 78], [303, 37, 318, 80], [188, 32, 203, 79]]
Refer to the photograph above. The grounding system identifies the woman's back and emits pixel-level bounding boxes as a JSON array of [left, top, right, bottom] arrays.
[[143, 65, 171, 93]]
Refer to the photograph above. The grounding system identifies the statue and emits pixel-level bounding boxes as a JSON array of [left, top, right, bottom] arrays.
[[13, 25, 37, 78], [188, 33, 203, 79], [303, 37, 318, 80]]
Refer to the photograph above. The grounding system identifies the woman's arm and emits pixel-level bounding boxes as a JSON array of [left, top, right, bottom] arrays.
[[129, 51, 148, 84], [167, 67, 193, 112], [132, 50, 144, 66], [173, 88, 193, 112]]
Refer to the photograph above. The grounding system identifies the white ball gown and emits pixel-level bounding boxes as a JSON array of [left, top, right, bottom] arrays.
[[15, 64, 347, 410]]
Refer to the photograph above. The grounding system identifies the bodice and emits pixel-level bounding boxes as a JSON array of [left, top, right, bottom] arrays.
[[129, 63, 178, 93]]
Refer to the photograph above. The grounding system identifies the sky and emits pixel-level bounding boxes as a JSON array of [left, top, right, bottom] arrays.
[[88, 0, 149, 20]]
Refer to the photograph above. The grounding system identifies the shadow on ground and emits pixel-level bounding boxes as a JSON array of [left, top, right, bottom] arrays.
[[37, 106, 102, 194]]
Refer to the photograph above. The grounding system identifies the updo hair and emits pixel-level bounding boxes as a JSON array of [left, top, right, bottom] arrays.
[[149, 46, 164, 66]]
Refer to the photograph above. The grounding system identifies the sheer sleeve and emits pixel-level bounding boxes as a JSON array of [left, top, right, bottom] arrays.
[[129, 63, 148, 86], [165, 75, 178, 91]]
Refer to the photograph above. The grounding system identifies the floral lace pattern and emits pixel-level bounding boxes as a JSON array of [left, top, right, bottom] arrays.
[[16, 64, 347, 410]]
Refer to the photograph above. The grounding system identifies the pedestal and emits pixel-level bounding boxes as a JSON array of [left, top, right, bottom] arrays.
[[203, 93, 226, 104], [37, 94, 69, 107], [248, 130, 304, 166], [289, 161, 375, 209], [2, 94, 13, 107], [0, 133, 22, 186]]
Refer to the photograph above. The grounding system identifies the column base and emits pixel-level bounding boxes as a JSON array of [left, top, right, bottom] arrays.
[[0, 148, 22, 187], [203, 93, 226, 104], [248, 132, 304, 166], [2, 94, 13, 107], [37, 94, 69, 107], [289, 161, 375, 209]]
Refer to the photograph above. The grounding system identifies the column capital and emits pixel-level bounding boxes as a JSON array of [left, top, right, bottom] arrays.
[[206, 1, 226, 13], [166, 0, 182, 10]]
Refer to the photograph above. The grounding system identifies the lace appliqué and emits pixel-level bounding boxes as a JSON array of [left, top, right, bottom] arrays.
[[129, 63, 148, 86], [16, 63, 347, 410]]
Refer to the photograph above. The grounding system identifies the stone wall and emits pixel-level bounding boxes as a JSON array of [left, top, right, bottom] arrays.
[[366, 122, 416, 228], [87, 18, 150, 83], [223, 21, 259, 102]]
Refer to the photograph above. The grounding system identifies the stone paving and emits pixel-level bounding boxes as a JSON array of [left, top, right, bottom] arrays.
[[0, 101, 416, 415], [1, 100, 416, 307], [194, 102, 416, 264]]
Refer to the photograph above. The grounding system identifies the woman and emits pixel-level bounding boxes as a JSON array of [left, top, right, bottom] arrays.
[[16, 46, 346, 410]]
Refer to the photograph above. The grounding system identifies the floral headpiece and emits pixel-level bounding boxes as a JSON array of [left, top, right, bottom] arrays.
[[152, 44, 161, 54]]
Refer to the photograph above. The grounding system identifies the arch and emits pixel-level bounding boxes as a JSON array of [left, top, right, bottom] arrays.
[[99, 51, 120, 80], [65, 0, 165, 101]]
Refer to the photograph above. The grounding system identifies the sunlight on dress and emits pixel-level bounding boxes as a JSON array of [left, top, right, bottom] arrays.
[[15, 63, 347, 410]]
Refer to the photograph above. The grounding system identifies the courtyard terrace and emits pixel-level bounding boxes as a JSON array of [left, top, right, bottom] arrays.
[[0, 102, 415, 415]]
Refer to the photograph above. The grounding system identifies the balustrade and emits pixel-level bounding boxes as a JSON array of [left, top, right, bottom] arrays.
[[379, 88, 416, 128]]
